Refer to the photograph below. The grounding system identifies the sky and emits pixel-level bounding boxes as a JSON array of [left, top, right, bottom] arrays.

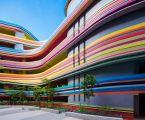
[[0, 0, 67, 40]]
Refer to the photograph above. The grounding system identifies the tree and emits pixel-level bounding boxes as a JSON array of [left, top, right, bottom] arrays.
[[81, 74, 96, 102], [43, 80, 55, 108], [5, 90, 18, 104], [5, 86, 26, 105], [27, 86, 33, 103], [17, 86, 26, 105], [32, 86, 44, 107]]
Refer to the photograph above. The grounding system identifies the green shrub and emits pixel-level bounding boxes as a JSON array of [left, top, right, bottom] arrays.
[[57, 107, 69, 113], [0, 100, 8, 105], [76, 104, 86, 113], [99, 106, 112, 112]]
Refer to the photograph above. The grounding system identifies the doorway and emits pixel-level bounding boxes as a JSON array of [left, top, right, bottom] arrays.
[[139, 94, 145, 117], [134, 94, 145, 118]]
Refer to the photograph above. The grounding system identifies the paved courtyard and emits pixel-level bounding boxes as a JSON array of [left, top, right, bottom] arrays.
[[0, 107, 83, 120]]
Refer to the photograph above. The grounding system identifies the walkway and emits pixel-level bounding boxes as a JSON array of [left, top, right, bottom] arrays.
[[0, 107, 83, 120]]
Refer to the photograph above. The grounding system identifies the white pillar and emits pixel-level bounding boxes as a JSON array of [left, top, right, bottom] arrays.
[[15, 43, 24, 50], [15, 32, 24, 38]]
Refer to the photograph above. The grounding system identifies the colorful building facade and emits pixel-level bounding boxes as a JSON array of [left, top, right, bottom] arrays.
[[0, 0, 145, 117]]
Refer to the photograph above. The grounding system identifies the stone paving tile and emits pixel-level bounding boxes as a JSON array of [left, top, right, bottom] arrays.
[[22, 112, 84, 120], [0, 107, 83, 120], [0, 107, 21, 112], [0, 107, 24, 116], [22, 112, 67, 120], [0, 110, 47, 120], [63, 117, 83, 120]]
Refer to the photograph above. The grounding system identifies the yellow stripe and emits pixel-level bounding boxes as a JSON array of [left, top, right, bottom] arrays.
[[1, 23, 145, 84]]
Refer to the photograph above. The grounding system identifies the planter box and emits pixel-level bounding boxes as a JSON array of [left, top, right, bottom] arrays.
[[41, 108, 59, 114], [65, 112, 123, 120], [53, 102, 133, 118]]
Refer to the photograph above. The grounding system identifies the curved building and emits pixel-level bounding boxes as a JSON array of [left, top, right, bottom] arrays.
[[0, 0, 145, 117]]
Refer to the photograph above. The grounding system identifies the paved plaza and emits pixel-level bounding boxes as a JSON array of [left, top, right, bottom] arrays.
[[0, 107, 83, 120]]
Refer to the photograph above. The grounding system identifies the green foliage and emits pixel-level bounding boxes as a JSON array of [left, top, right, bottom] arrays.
[[32, 86, 43, 101], [81, 74, 96, 99], [99, 106, 112, 112], [17, 86, 26, 104], [76, 104, 86, 113], [32, 86, 44, 107], [5, 90, 18, 104], [57, 107, 69, 113], [47, 87, 55, 101], [47, 101, 54, 108], [5, 86, 26, 104], [0, 100, 8, 105], [43, 81, 55, 108]]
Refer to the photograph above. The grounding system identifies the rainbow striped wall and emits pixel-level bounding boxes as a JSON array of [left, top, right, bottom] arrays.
[[0, 0, 144, 96]]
